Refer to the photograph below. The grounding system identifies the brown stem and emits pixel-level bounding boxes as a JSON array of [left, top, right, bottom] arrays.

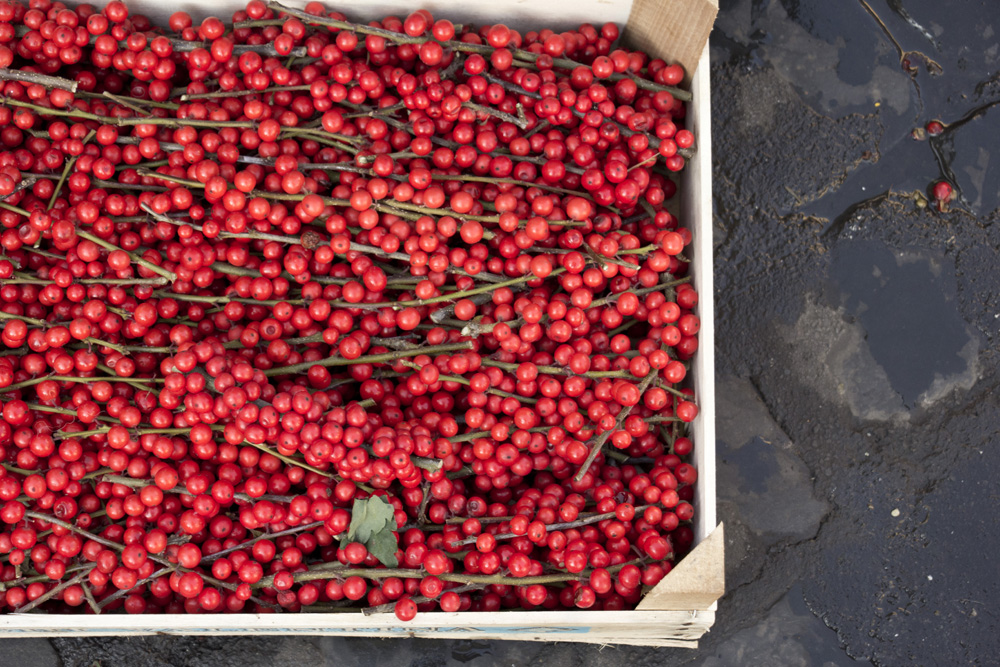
[[0, 375, 151, 394], [12, 565, 96, 614], [343, 241, 411, 263], [73, 90, 178, 111], [26, 404, 121, 425], [609, 319, 640, 337], [75, 229, 176, 284], [267, 2, 429, 45], [24, 511, 280, 611], [101, 474, 296, 504], [253, 562, 582, 590], [447, 426, 551, 444], [369, 336, 419, 351], [96, 564, 176, 610], [374, 200, 501, 226], [300, 161, 371, 176], [655, 379, 691, 400], [136, 169, 357, 209], [0, 95, 143, 124], [239, 439, 336, 481], [262, 341, 474, 377], [430, 172, 597, 202], [342, 102, 406, 119], [140, 203, 305, 246], [361, 583, 485, 615], [48, 129, 94, 210], [101, 91, 153, 117], [81, 580, 101, 614], [151, 290, 307, 307], [0, 311, 129, 355], [399, 359, 537, 405], [0, 563, 93, 591], [479, 358, 632, 380], [201, 521, 325, 563], [13, 24, 305, 65], [525, 54, 691, 101], [463, 101, 528, 130], [55, 425, 203, 440], [2, 175, 36, 202], [0, 68, 77, 92], [0, 95, 292, 134], [331, 267, 564, 312], [451, 505, 659, 547], [24, 511, 124, 552], [181, 84, 311, 101], [0, 200, 30, 217], [645, 415, 683, 424], [575, 371, 658, 481], [471, 275, 689, 338]]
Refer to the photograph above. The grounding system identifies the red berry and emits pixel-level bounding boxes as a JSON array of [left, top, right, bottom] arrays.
[[932, 180, 953, 201], [395, 597, 417, 621]]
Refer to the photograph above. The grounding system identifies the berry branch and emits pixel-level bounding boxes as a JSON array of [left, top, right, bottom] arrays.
[[0, 68, 78, 92], [575, 370, 658, 481]]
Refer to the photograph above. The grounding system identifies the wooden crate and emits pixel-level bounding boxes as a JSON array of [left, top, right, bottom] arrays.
[[0, 0, 723, 647]]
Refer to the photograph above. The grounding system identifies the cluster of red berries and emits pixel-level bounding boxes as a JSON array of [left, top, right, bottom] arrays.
[[0, 0, 700, 621]]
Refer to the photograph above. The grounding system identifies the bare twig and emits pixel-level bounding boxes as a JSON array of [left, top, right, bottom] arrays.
[[0, 68, 77, 92], [575, 370, 659, 481], [1, 176, 35, 201], [12, 565, 96, 614]]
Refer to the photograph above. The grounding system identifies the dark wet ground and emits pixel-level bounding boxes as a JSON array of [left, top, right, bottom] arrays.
[[7, 1, 1000, 665]]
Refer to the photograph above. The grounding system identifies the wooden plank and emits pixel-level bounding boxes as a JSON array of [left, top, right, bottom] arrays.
[[688, 45, 719, 550], [0, 627, 702, 648], [0, 608, 714, 636]]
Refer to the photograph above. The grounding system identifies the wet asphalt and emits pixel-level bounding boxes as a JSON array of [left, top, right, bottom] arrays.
[[5, 1, 1000, 665]]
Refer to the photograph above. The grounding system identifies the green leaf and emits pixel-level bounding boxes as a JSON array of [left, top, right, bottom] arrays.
[[366, 529, 400, 568], [346, 496, 400, 568], [346, 495, 397, 545]]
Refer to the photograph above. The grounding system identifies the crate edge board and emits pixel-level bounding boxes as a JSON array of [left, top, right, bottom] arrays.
[[0, 629, 702, 648], [0, 608, 715, 633]]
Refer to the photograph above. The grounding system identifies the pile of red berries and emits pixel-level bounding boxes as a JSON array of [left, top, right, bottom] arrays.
[[0, 0, 701, 621]]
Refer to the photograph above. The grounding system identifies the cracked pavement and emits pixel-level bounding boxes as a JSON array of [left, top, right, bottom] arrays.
[[4, 1, 999, 665]]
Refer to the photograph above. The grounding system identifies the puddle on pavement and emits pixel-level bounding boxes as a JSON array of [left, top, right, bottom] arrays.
[[703, 583, 863, 665], [722, 436, 781, 496], [825, 240, 972, 409], [716, 0, 1000, 219], [786, 585, 866, 666]]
